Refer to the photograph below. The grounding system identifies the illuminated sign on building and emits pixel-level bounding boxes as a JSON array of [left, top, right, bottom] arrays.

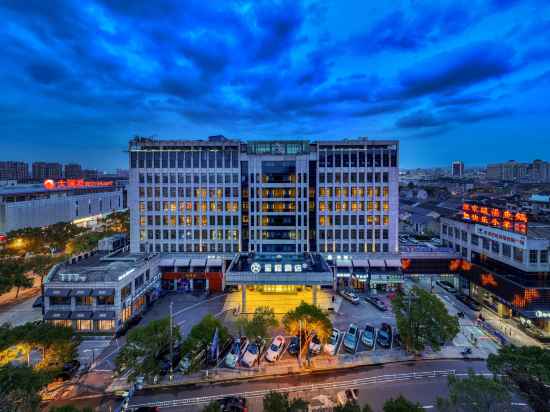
[[462, 203, 527, 234], [474, 225, 527, 248], [43, 179, 114, 190]]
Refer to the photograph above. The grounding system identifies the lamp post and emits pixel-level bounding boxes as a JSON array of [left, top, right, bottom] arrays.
[[169, 300, 174, 382]]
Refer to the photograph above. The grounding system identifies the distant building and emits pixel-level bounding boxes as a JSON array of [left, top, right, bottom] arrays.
[[32, 162, 63, 181], [486, 160, 550, 182], [64, 163, 83, 179], [452, 161, 464, 178], [0, 161, 29, 182], [83, 169, 99, 180]]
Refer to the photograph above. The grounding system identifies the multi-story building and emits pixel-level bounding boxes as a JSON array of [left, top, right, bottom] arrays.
[[0, 180, 124, 233], [64, 163, 83, 179], [0, 161, 29, 182], [32, 162, 63, 181], [486, 160, 550, 182], [452, 161, 464, 178], [440, 202, 550, 339]]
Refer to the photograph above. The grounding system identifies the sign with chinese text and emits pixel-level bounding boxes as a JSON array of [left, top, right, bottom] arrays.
[[43, 179, 113, 190], [474, 225, 527, 248], [462, 203, 527, 234]]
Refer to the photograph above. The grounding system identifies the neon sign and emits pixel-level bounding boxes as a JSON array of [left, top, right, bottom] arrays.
[[462, 203, 527, 234], [43, 179, 113, 190]]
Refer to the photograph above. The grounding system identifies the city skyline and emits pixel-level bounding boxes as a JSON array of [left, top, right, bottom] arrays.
[[1, 0, 550, 169]]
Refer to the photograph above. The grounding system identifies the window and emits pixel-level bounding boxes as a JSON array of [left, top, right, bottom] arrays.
[[50, 296, 70, 305], [471, 234, 479, 246], [491, 241, 499, 254], [482, 238, 490, 250], [513, 247, 523, 263], [502, 244, 512, 257], [529, 250, 538, 264], [442, 224, 448, 235], [540, 250, 548, 264]]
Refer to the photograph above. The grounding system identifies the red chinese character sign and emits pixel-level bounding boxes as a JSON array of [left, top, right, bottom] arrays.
[[462, 203, 528, 234], [43, 179, 113, 190]]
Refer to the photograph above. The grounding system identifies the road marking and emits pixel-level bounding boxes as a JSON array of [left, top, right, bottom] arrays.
[[423, 406, 435, 409], [172, 294, 226, 318]]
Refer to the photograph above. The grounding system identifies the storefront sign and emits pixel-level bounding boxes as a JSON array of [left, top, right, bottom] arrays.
[[250, 262, 304, 273], [474, 225, 527, 248], [535, 310, 550, 318], [462, 203, 527, 234], [162, 272, 206, 280], [43, 179, 113, 190], [370, 274, 404, 285]]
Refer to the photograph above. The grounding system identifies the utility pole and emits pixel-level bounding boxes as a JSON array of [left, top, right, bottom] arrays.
[[298, 320, 302, 368], [169, 300, 174, 381]]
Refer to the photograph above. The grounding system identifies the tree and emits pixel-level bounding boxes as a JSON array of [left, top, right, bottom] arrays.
[[236, 306, 278, 339], [383, 395, 423, 412], [263, 391, 308, 412], [115, 317, 181, 382], [436, 369, 512, 412], [0, 259, 34, 298], [282, 302, 332, 350], [391, 286, 459, 353], [487, 345, 550, 412], [26, 255, 60, 285], [180, 314, 229, 356], [0, 364, 50, 412], [334, 402, 373, 412], [201, 401, 221, 412]]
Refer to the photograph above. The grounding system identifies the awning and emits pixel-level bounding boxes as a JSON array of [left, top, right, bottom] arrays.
[[174, 258, 190, 267], [44, 310, 71, 320], [92, 288, 115, 297], [45, 288, 71, 297], [352, 259, 369, 268], [206, 257, 223, 267], [70, 311, 93, 320], [159, 258, 175, 267], [70, 289, 91, 297], [336, 259, 352, 268], [385, 258, 402, 268], [368, 259, 386, 268], [190, 257, 206, 267], [93, 311, 116, 320]]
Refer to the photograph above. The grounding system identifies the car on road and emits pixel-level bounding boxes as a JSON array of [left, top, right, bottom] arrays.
[[343, 324, 359, 353], [265, 335, 285, 362], [456, 294, 481, 311], [225, 337, 246, 368], [361, 324, 376, 348], [436, 280, 457, 293], [364, 295, 387, 311], [324, 328, 341, 355], [376, 323, 392, 348], [339, 288, 360, 305], [241, 339, 262, 368], [336, 389, 359, 406], [309, 334, 322, 355], [287, 336, 300, 356]]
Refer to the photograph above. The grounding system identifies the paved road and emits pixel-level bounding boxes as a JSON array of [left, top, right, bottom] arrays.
[[128, 359, 491, 411], [0, 295, 42, 326]]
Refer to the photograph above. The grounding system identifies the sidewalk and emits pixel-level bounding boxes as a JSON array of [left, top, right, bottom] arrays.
[[480, 307, 542, 347]]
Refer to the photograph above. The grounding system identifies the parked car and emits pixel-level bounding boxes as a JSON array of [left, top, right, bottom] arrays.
[[436, 280, 457, 294], [241, 339, 262, 368], [361, 324, 376, 348], [225, 337, 244, 368], [340, 289, 360, 305], [217, 396, 247, 412], [287, 336, 300, 356], [456, 294, 481, 311], [336, 389, 359, 406], [343, 324, 359, 353], [309, 334, 322, 355], [324, 328, 341, 355], [265, 335, 285, 362], [376, 323, 392, 348], [364, 295, 387, 311]]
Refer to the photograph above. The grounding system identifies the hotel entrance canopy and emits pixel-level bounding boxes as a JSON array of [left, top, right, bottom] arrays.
[[225, 253, 333, 285]]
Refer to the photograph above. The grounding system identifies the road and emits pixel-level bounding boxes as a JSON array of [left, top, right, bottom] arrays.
[[127, 359, 495, 411]]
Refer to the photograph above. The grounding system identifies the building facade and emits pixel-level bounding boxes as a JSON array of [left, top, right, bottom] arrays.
[[452, 161, 464, 178], [129, 137, 399, 256], [65, 163, 83, 179], [32, 162, 63, 181], [0, 161, 29, 182]]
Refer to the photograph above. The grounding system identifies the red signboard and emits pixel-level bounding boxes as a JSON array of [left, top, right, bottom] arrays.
[[462, 203, 527, 234], [43, 179, 113, 190]]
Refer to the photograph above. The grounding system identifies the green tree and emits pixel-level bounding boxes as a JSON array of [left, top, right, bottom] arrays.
[[383, 395, 423, 412], [0, 364, 50, 412], [334, 402, 373, 412], [201, 401, 221, 412], [487, 345, 550, 412], [180, 314, 229, 356], [236, 306, 278, 339], [263, 391, 308, 412], [436, 369, 512, 412], [115, 317, 181, 382], [25, 255, 60, 285], [282, 301, 332, 351], [392, 286, 459, 353], [0, 259, 34, 298]]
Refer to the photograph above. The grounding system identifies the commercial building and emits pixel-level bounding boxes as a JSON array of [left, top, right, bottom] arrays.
[[64, 163, 83, 179], [0, 161, 29, 182], [32, 162, 63, 181], [452, 161, 464, 178], [486, 160, 550, 182], [128, 136, 400, 310], [440, 202, 550, 340], [43, 235, 161, 334], [0, 179, 124, 233]]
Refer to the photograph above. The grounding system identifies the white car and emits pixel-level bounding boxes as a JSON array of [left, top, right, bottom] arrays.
[[265, 335, 285, 362], [225, 337, 246, 368], [241, 341, 260, 368], [337, 389, 359, 406], [340, 289, 360, 305], [324, 328, 341, 355], [309, 334, 322, 355]]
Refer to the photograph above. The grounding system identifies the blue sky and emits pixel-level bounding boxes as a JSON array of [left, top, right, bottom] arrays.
[[1, 0, 550, 169]]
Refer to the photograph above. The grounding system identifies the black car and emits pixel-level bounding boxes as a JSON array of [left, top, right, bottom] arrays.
[[364, 295, 387, 311], [376, 323, 392, 348], [217, 396, 247, 412], [456, 294, 481, 311], [287, 336, 300, 356], [436, 280, 457, 294]]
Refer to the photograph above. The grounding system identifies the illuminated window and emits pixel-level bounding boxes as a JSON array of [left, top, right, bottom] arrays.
[[319, 202, 327, 212], [383, 202, 389, 211], [383, 216, 389, 225], [320, 216, 326, 225], [383, 187, 389, 197]]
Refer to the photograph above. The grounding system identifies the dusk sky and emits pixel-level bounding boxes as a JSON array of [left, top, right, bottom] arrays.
[[1, 0, 550, 170]]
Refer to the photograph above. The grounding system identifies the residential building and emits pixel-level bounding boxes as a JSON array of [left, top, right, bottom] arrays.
[[64, 163, 83, 179], [32, 162, 63, 181], [486, 160, 550, 182], [0, 161, 29, 182], [452, 161, 464, 178]]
